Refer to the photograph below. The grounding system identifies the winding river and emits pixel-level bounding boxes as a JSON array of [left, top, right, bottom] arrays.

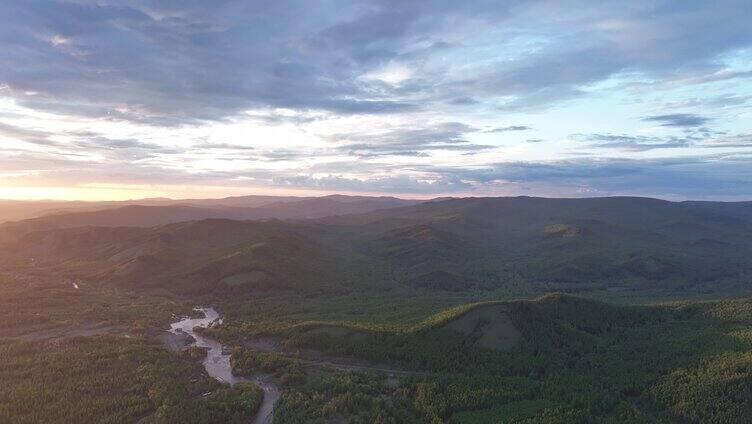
[[169, 308, 280, 424]]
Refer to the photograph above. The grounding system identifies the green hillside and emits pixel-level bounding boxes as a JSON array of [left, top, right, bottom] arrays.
[[2, 262, 751, 423], [4, 197, 752, 299], [223, 294, 752, 423]]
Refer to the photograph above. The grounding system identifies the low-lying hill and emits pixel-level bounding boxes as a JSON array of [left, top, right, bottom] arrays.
[[0, 205, 236, 236], [0, 195, 305, 224], [226, 294, 752, 423], [329, 196, 752, 293], [3, 196, 752, 298], [238, 195, 418, 220], [3, 219, 371, 294], [0, 195, 420, 242], [272, 294, 669, 365]]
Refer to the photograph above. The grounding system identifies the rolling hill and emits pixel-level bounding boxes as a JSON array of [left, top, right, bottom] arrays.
[[3, 196, 752, 298], [263, 293, 752, 423], [0, 194, 418, 225], [0, 195, 420, 242]]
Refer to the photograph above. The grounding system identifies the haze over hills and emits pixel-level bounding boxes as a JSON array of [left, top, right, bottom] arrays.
[[4, 194, 752, 424], [3, 195, 752, 424], [0, 195, 421, 240], [3, 1, 752, 422], [0, 196, 288, 224], [0, 194, 419, 225], [5, 195, 752, 299]]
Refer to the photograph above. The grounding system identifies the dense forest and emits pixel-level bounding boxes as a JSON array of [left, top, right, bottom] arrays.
[[2, 197, 752, 422], [217, 294, 752, 423], [2, 265, 752, 422], [4, 197, 752, 299], [0, 336, 264, 423]]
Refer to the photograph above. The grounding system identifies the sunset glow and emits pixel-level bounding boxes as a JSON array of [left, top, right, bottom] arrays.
[[1, 1, 750, 200]]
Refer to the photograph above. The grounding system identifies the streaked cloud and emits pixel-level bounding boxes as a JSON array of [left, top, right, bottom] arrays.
[[484, 126, 531, 133], [0, 1, 750, 199], [642, 113, 711, 128]]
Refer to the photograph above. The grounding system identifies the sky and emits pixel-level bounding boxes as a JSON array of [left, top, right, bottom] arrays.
[[0, 0, 751, 201]]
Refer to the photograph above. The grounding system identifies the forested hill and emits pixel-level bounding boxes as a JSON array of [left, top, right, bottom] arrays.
[[321, 196, 752, 294], [0, 195, 419, 241], [3, 196, 752, 298]]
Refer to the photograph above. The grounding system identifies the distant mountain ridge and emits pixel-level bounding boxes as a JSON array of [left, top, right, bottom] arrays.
[[0, 195, 296, 224], [0, 195, 421, 241], [0, 194, 419, 224], [3, 196, 752, 298]]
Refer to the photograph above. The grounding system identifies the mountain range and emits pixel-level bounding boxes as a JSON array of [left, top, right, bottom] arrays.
[[3, 195, 752, 299], [0, 195, 419, 240]]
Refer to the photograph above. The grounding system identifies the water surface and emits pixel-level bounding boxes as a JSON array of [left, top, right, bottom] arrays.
[[169, 308, 279, 424]]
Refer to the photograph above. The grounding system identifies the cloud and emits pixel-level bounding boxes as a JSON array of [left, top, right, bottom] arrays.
[[268, 173, 472, 194], [572, 133, 692, 151], [0, 120, 178, 162], [0, 1, 751, 201], [0, 1, 750, 124], [642, 113, 712, 128], [414, 154, 752, 199], [658, 94, 752, 110], [447, 97, 479, 105], [5, 134, 752, 200], [0, 121, 60, 146], [702, 133, 752, 148], [483, 125, 531, 133], [0, 1, 425, 124], [327, 121, 494, 157], [193, 142, 255, 151], [573, 130, 752, 152], [252, 149, 320, 162], [329, 121, 475, 144], [664, 69, 752, 87]]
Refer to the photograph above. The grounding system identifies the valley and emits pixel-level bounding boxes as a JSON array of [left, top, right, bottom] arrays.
[[168, 308, 279, 424], [3, 2, 749, 422], [1, 195, 752, 423]]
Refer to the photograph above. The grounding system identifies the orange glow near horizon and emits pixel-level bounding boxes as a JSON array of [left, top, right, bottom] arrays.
[[0, 184, 432, 202], [0, 185, 177, 201]]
